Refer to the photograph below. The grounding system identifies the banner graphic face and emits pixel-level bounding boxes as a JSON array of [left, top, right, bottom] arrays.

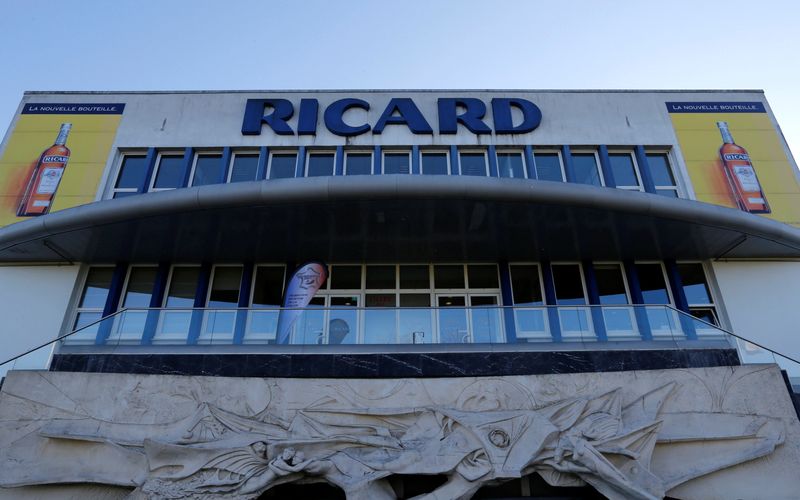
[[0, 103, 125, 227], [667, 101, 800, 227], [277, 262, 328, 344]]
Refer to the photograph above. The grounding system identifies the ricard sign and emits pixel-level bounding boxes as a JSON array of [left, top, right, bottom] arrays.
[[242, 97, 542, 137]]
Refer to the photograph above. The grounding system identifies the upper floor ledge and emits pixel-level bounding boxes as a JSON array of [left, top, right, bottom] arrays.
[[0, 175, 798, 263]]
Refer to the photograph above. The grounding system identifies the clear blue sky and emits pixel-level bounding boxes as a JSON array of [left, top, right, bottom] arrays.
[[1, 0, 799, 160]]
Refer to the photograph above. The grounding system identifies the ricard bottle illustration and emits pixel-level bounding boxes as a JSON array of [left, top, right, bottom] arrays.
[[717, 121, 770, 214], [17, 123, 72, 217]]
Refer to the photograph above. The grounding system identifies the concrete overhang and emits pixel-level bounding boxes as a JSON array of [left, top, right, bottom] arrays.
[[1, 176, 799, 263]]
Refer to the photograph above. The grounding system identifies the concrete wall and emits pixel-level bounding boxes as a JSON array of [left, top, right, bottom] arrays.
[[0, 265, 79, 377], [712, 260, 800, 376]]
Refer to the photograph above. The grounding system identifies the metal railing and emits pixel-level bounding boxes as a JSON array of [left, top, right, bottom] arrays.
[[1, 304, 798, 381]]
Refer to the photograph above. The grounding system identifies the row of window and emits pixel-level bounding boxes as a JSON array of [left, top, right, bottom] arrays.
[[73, 261, 716, 332], [111, 146, 680, 198]]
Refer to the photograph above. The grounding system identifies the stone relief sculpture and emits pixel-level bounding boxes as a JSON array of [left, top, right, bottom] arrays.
[[0, 370, 789, 500]]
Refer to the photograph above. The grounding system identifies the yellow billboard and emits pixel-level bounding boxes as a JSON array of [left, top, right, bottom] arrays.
[[0, 103, 124, 227], [667, 101, 800, 227]]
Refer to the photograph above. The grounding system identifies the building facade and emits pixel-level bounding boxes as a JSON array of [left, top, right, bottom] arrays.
[[0, 90, 799, 499]]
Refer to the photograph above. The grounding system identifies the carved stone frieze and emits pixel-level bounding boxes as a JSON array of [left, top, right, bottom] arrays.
[[0, 365, 797, 499]]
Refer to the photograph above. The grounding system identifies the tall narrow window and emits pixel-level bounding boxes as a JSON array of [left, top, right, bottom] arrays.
[[268, 152, 297, 179], [571, 152, 603, 186], [677, 263, 718, 326], [113, 154, 148, 198], [207, 266, 243, 308], [552, 264, 586, 305], [459, 151, 488, 176], [636, 263, 671, 304], [191, 153, 224, 187], [421, 151, 449, 175], [165, 267, 200, 308], [228, 153, 259, 183], [497, 151, 526, 179], [510, 265, 543, 305], [646, 153, 679, 197], [383, 152, 410, 174], [150, 153, 185, 190], [608, 152, 642, 191], [306, 152, 335, 177], [345, 152, 372, 175], [532, 151, 564, 182], [122, 266, 157, 308], [73, 267, 115, 330]]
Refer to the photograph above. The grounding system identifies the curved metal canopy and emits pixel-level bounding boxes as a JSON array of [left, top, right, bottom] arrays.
[[1, 176, 799, 263]]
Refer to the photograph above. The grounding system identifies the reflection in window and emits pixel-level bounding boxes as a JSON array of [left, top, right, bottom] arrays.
[[384, 153, 410, 174], [571, 153, 602, 186], [345, 153, 372, 175], [647, 153, 679, 197], [609, 153, 640, 189], [229, 154, 259, 183], [114, 155, 148, 195], [165, 267, 200, 307], [152, 154, 185, 189], [497, 152, 525, 178], [595, 264, 629, 304], [73, 267, 115, 332], [122, 266, 157, 308], [533, 152, 563, 182], [421, 152, 448, 175], [510, 265, 543, 305], [269, 153, 297, 179], [251, 266, 285, 307], [191, 154, 224, 187], [306, 153, 335, 177], [208, 267, 242, 308], [459, 152, 487, 176], [552, 264, 586, 305], [636, 263, 670, 304]]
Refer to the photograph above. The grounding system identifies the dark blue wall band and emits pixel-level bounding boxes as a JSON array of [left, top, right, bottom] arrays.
[[179, 148, 194, 187], [140, 148, 158, 193], [141, 262, 171, 345], [187, 264, 212, 345], [96, 262, 128, 345], [256, 147, 268, 180], [582, 261, 608, 341], [498, 262, 517, 343], [524, 145, 536, 180], [233, 263, 254, 345], [598, 145, 616, 188], [373, 146, 382, 174], [540, 261, 562, 341], [334, 146, 344, 176], [635, 146, 657, 194], [664, 260, 697, 340], [411, 145, 420, 175], [449, 145, 459, 175], [295, 146, 306, 178], [623, 261, 652, 340], [488, 145, 498, 177], [219, 147, 232, 184], [561, 145, 576, 183]]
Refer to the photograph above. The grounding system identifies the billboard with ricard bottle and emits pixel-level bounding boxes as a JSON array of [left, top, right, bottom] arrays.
[[667, 101, 800, 227], [0, 103, 124, 228]]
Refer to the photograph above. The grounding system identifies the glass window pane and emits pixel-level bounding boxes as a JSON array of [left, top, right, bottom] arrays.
[[113, 191, 139, 199], [534, 153, 563, 182], [330, 265, 361, 289], [191, 154, 223, 186], [384, 153, 410, 174], [647, 153, 676, 186], [366, 293, 396, 307], [609, 154, 639, 187], [366, 265, 395, 289], [497, 152, 525, 179], [678, 263, 712, 305], [115, 156, 148, 189], [307, 153, 334, 177], [400, 293, 430, 307], [636, 264, 670, 304], [399, 265, 430, 289], [595, 264, 628, 305], [208, 267, 243, 308], [79, 267, 115, 308], [252, 266, 285, 307], [459, 153, 486, 176], [123, 267, 157, 308], [467, 265, 498, 288], [510, 265, 543, 305], [572, 153, 601, 186], [166, 267, 200, 308], [230, 154, 259, 183], [422, 152, 448, 175], [346, 153, 372, 175], [656, 189, 679, 198], [552, 264, 586, 305], [153, 155, 185, 189], [434, 265, 465, 289], [269, 154, 297, 179]]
